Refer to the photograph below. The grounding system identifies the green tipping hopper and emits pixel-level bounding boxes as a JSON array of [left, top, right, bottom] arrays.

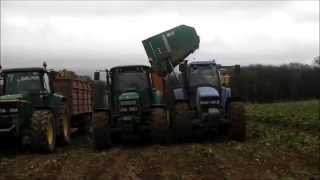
[[142, 25, 200, 76]]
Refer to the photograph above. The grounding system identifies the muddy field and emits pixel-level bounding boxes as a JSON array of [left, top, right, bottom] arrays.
[[1, 100, 319, 180]]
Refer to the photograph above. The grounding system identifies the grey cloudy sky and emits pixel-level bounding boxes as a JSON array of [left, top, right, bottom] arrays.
[[0, 1, 319, 75]]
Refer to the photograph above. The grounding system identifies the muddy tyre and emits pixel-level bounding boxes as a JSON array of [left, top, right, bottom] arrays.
[[93, 112, 112, 150], [172, 103, 193, 140], [30, 110, 56, 153], [228, 102, 246, 141], [57, 105, 71, 145], [78, 114, 92, 135], [151, 108, 172, 144]]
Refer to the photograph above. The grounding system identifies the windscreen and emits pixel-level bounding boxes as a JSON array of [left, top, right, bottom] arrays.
[[4, 72, 41, 95], [189, 64, 218, 87], [113, 72, 149, 93]]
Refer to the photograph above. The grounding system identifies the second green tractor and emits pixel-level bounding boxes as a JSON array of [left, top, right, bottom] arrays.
[[92, 65, 170, 149]]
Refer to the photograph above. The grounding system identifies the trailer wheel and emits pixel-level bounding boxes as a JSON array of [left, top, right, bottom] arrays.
[[78, 114, 92, 135], [93, 112, 112, 150], [30, 110, 56, 153], [151, 108, 172, 144], [57, 105, 71, 145], [228, 102, 246, 141], [172, 103, 193, 140]]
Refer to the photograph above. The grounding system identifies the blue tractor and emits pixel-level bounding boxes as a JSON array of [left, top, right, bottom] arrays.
[[167, 60, 246, 141], [142, 25, 246, 141]]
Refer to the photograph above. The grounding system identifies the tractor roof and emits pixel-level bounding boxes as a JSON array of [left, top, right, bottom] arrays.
[[188, 60, 216, 65], [110, 65, 150, 72], [2, 67, 45, 73]]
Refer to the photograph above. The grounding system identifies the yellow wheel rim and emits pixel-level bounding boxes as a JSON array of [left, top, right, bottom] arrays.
[[63, 112, 70, 138], [47, 116, 54, 145]]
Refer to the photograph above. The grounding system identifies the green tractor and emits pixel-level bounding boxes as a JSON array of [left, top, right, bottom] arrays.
[[92, 65, 170, 149], [0, 64, 71, 152]]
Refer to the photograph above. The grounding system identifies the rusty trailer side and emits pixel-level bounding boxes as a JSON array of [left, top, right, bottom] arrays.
[[53, 78, 93, 116]]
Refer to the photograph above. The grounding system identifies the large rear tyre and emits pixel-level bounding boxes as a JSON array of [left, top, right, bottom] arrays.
[[228, 102, 246, 141], [57, 105, 71, 145], [151, 108, 172, 144], [172, 103, 193, 141], [92, 112, 112, 150], [30, 110, 56, 153]]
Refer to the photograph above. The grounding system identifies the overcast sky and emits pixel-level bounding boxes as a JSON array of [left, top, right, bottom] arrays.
[[0, 1, 319, 75]]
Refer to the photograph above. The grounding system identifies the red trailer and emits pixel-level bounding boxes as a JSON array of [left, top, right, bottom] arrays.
[[53, 70, 93, 133]]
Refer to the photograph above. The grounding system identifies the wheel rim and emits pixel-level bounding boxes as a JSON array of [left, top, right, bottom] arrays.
[[47, 116, 54, 145], [63, 111, 70, 138]]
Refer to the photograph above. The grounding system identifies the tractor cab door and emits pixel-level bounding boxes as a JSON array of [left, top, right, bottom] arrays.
[[0, 74, 3, 96]]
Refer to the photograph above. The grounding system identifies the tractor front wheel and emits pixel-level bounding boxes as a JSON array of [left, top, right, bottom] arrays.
[[228, 102, 246, 141], [92, 112, 112, 150], [151, 107, 172, 144], [172, 103, 193, 141], [30, 110, 56, 153]]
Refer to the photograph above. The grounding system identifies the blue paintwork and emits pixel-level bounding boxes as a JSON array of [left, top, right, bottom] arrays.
[[195, 87, 219, 113], [196, 87, 219, 99], [221, 87, 231, 110], [173, 88, 187, 101]]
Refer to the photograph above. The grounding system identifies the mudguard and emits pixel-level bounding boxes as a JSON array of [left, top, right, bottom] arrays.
[[173, 88, 188, 102]]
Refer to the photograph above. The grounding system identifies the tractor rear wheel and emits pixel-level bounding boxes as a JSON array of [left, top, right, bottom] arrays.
[[57, 105, 71, 145], [172, 103, 193, 141], [92, 112, 112, 150], [30, 110, 56, 153], [228, 102, 246, 141]]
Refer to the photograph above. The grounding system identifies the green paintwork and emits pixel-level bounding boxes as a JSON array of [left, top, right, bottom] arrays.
[[0, 93, 32, 136], [110, 65, 152, 112], [118, 92, 139, 101], [0, 94, 25, 101], [0, 68, 65, 142], [151, 89, 162, 105], [142, 24, 200, 76]]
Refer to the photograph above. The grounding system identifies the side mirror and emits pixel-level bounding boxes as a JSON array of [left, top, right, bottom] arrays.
[[179, 63, 186, 72], [0, 78, 3, 96], [48, 71, 57, 81], [106, 69, 110, 81], [48, 71, 57, 94], [94, 72, 100, 81], [234, 65, 240, 73]]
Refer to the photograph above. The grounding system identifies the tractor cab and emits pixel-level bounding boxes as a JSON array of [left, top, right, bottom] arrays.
[[180, 61, 221, 112], [1, 67, 56, 108], [109, 65, 152, 115]]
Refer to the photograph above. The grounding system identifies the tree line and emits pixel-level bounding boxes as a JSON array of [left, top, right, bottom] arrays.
[[239, 63, 320, 102]]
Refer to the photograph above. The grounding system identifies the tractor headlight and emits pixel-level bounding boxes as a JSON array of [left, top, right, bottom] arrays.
[[120, 107, 128, 112], [128, 106, 138, 112], [200, 100, 219, 105], [120, 100, 137, 106], [208, 108, 219, 114], [9, 108, 18, 113]]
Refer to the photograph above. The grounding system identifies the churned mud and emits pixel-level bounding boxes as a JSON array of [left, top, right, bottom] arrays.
[[1, 101, 319, 180]]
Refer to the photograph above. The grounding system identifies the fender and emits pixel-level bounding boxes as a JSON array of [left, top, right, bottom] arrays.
[[172, 88, 188, 102]]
